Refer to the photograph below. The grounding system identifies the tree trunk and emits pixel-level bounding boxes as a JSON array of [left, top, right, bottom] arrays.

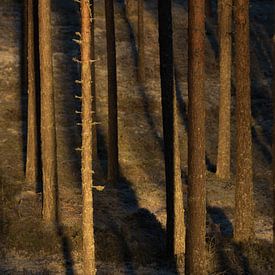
[[138, 0, 145, 83], [186, 0, 206, 274], [234, 0, 254, 243], [216, 0, 232, 180], [272, 3, 275, 270], [91, 0, 97, 166], [80, 0, 96, 273], [158, 0, 185, 270], [105, 0, 119, 183], [38, 0, 58, 224], [26, 0, 38, 186]]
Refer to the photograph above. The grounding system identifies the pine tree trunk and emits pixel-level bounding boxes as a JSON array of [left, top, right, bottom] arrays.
[[91, 0, 97, 166], [234, 0, 254, 243], [158, 0, 185, 270], [272, 5, 275, 270], [186, 0, 206, 273], [216, 0, 232, 180], [38, 0, 58, 224], [80, 0, 96, 273], [26, 0, 38, 186], [138, 0, 145, 83], [105, 0, 119, 183]]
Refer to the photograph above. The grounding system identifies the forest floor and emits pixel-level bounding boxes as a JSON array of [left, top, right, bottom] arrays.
[[0, 0, 274, 274]]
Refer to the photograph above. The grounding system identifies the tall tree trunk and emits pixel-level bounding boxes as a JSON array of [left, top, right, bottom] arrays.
[[138, 0, 145, 83], [234, 0, 254, 242], [105, 0, 119, 183], [26, 0, 38, 186], [158, 0, 185, 270], [38, 0, 58, 224], [80, 0, 96, 273], [272, 1, 275, 269], [91, 0, 97, 166], [216, 0, 232, 180], [186, 0, 206, 274]]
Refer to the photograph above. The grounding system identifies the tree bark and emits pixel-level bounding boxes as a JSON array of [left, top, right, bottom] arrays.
[[26, 0, 38, 186], [105, 0, 119, 183], [138, 0, 145, 83], [186, 0, 206, 274], [216, 0, 232, 180], [234, 0, 254, 243], [205, 0, 212, 18], [80, 0, 96, 273], [38, 0, 58, 224], [272, 5, 275, 270], [158, 0, 185, 270]]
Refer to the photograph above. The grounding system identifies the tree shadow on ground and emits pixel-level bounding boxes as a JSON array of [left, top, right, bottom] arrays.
[[95, 128, 178, 273]]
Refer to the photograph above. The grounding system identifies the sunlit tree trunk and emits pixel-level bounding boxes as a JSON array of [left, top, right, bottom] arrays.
[[186, 0, 206, 273], [216, 0, 232, 180], [158, 0, 185, 270], [26, 0, 38, 186], [80, 0, 96, 273], [38, 0, 58, 224], [234, 0, 254, 242], [138, 0, 145, 83], [105, 0, 119, 183]]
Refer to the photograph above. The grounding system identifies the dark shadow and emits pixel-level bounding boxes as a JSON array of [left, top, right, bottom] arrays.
[[56, 225, 75, 275], [20, 1, 28, 172], [95, 128, 176, 273], [207, 206, 252, 274]]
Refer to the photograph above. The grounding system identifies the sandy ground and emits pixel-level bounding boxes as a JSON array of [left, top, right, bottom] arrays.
[[0, 0, 274, 273]]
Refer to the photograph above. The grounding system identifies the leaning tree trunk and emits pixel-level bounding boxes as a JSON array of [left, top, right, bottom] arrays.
[[234, 0, 254, 243], [158, 0, 185, 270], [216, 0, 232, 180], [186, 0, 206, 274], [105, 0, 119, 183], [26, 0, 38, 186], [137, 0, 145, 83], [80, 0, 96, 273], [38, 0, 58, 224]]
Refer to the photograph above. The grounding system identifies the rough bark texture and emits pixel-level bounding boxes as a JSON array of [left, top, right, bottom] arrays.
[[138, 0, 145, 83], [216, 0, 232, 180], [38, 0, 58, 224], [105, 0, 119, 183], [234, 0, 254, 243], [80, 0, 96, 273], [186, 0, 206, 274], [26, 0, 38, 186], [158, 0, 185, 270]]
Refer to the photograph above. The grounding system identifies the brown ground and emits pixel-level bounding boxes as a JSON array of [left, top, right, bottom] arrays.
[[0, 0, 274, 274]]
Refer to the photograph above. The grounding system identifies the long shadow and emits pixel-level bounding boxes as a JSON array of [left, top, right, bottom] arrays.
[[207, 206, 252, 274], [96, 128, 176, 273]]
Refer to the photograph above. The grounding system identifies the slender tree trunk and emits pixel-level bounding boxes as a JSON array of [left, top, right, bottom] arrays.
[[216, 0, 232, 180], [105, 0, 119, 183], [26, 0, 38, 186], [158, 0, 185, 270], [80, 0, 96, 273], [138, 0, 145, 83], [234, 0, 254, 243], [272, 2, 275, 269], [186, 0, 206, 274], [38, 0, 58, 224], [91, 0, 97, 166]]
